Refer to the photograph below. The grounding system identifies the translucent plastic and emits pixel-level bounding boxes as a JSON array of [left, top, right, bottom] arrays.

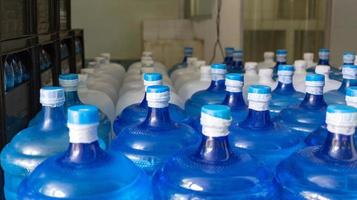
[[325, 79, 357, 105], [177, 78, 211, 102], [1, 106, 68, 200], [293, 72, 307, 93], [111, 106, 199, 175], [152, 135, 277, 199], [275, 133, 357, 199], [4, 60, 15, 90], [168, 54, 189, 75], [18, 141, 152, 199], [185, 80, 226, 118], [270, 82, 304, 118], [11, 58, 23, 85], [229, 110, 305, 169], [113, 93, 192, 135], [277, 93, 327, 136]]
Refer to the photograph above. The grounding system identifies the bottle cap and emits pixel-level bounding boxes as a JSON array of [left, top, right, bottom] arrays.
[[294, 60, 307, 71], [100, 53, 111, 64], [225, 47, 234, 56], [326, 105, 357, 135], [187, 57, 198, 66], [278, 65, 294, 75], [67, 105, 99, 144], [259, 68, 273, 77], [59, 73, 79, 92], [142, 59, 154, 67], [319, 48, 330, 60], [143, 73, 163, 88], [264, 51, 274, 59], [342, 64, 357, 80], [346, 87, 357, 108], [184, 47, 193, 55], [276, 49, 287, 55], [200, 65, 211, 74], [247, 85, 271, 111], [315, 65, 331, 75], [40, 86, 65, 107], [343, 51, 356, 64], [201, 105, 232, 137], [244, 62, 258, 71], [195, 60, 206, 68], [142, 51, 153, 57], [225, 73, 244, 92], [94, 57, 105, 65], [146, 85, 170, 108], [88, 61, 97, 68], [303, 53, 314, 61], [305, 73, 325, 87], [233, 50, 243, 56]]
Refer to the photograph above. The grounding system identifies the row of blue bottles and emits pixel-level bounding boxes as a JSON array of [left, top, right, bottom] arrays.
[[306, 86, 357, 146], [30, 74, 111, 148], [185, 63, 227, 118], [111, 85, 199, 175], [274, 49, 288, 73], [18, 105, 152, 199], [153, 105, 277, 199], [169, 47, 193, 75], [277, 73, 327, 136], [229, 85, 305, 169], [270, 64, 304, 118], [275, 104, 357, 199], [4, 56, 29, 91], [113, 73, 191, 135], [1, 87, 69, 200], [39, 49, 52, 70], [230, 49, 244, 73]]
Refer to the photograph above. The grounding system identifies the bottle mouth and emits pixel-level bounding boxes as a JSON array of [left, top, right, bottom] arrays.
[[326, 105, 357, 135], [40, 87, 65, 107], [146, 86, 170, 108]]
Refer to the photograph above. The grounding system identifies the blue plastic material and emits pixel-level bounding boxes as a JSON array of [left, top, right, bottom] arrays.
[[230, 50, 244, 73], [67, 105, 99, 124], [224, 47, 234, 69], [325, 64, 357, 105], [4, 60, 15, 91], [270, 65, 304, 117], [111, 85, 199, 175], [185, 64, 227, 118], [152, 105, 277, 199], [229, 85, 305, 169], [275, 105, 357, 199], [18, 105, 152, 200], [1, 87, 68, 200], [277, 73, 328, 136], [169, 47, 193, 75], [318, 48, 330, 65], [11, 58, 23, 85], [274, 49, 288, 73]]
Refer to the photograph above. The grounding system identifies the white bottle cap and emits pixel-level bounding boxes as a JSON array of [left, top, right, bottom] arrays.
[[315, 65, 331, 76], [142, 51, 153, 57], [200, 105, 232, 137], [146, 85, 170, 108], [264, 52, 274, 60], [94, 57, 105, 65], [195, 60, 206, 68], [247, 85, 271, 111], [326, 105, 357, 135], [245, 62, 258, 71], [294, 60, 307, 72], [88, 61, 97, 68], [187, 57, 198, 67], [40, 86, 65, 107], [303, 53, 314, 62], [259, 68, 273, 77], [100, 53, 111, 64]]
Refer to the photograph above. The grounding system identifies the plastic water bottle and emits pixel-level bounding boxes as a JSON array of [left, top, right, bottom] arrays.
[[270, 65, 304, 118], [223, 47, 234, 69], [305, 86, 357, 146], [11, 57, 23, 85], [18, 105, 152, 199], [229, 49, 244, 72], [229, 85, 305, 169], [114, 73, 190, 135], [277, 73, 327, 136], [331, 51, 356, 81], [243, 62, 259, 96], [4, 60, 15, 91], [304, 52, 316, 70], [275, 104, 357, 199], [177, 65, 211, 102], [274, 49, 288, 73], [18, 60, 29, 81], [258, 68, 276, 89], [169, 47, 193, 75], [258, 51, 275, 69], [1, 87, 68, 200], [318, 48, 330, 65], [174, 60, 205, 91], [111, 85, 199, 175], [315, 65, 341, 93], [293, 60, 307, 93], [152, 105, 277, 199], [170, 57, 197, 84], [191, 73, 248, 132], [185, 63, 227, 118], [325, 64, 357, 104]]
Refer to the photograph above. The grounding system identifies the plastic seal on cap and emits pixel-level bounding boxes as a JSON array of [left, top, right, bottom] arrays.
[[264, 51, 274, 59], [346, 87, 357, 108], [100, 53, 111, 64], [143, 73, 163, 88], [315, 65, 331, 75], [245, 62, 257, 71], [247, 85, 271, 111], [146, 85, 170, 108], [94, 57, 105, 65], [200, 105, 232, 137], [343, 51, 356, 64], [294, 60, 307, 71], [319, 48, 330, 60], [59, 73, 79, 92], [142, 51, 153, 57], [278, 65, 294, 84], [40, 86, 65, 107], [67, 105, 99, 144], [225, 73, 244, 93], [326, 105, 357, 135], [342, 64, 357, 79], [305, 73, 325, 95], [211, 63, 227, 81], [88, 61, 97, 68], [303, 53, 314, 61], [276, 49, 287, 62], [184, 47, 193, 54]]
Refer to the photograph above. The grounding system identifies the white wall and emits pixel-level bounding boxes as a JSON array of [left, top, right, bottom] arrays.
[[192, 0, 243, 62], [71, 0, 182, 60]]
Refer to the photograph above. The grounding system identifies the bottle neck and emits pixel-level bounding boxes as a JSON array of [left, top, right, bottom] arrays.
[[232, 60, 244, 72], [318, 59, 329, 65], [40, 106, 66, 130], [195, 135, 233, 163], [223, 92, 246, 109], [142, 106, 173, 129], [62, 141, 105, 164], [300, 91, 327, 109], [64, 90, 82, 107], [274, 61, 287, 71], [338, 79, 357, 93], [207, 79, 226, 91], [241, 108, 272, 130], [140, 93, 149, 108], [182, 55, 190, 64], [274, 76, 295, 94], [320, 131, 357, 161]]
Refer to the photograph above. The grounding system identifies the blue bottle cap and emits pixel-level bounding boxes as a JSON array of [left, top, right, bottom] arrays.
[[225, 47, 234, 53], [201, 105, 231, 120], [59, 73, 78, 81], [342, 64, 357, 70], [233, 50, 243, 57], [305, 73, 325, 82], [276, 49, 288, 55], [226, 73, 244, 82], [326, 105, 357, 134], [146, 85, 170, 93], [68, 105, 99, 125], [211, 63, 227, 70], [278, 64, 294, 71], [40, 86, 65, 107], [184, 47, 193, 53], [327, 104, 357, 114], [143, 73, 162, 81], [319, 48, 330, 53], [248, 85, 271, 94], [346, 87, 357, 97], [343, 51, 356, 63]]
